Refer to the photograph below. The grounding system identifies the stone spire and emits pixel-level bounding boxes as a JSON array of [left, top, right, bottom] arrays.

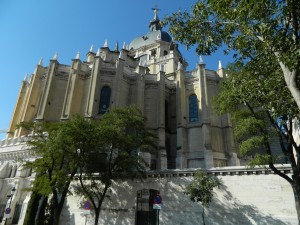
[[75, 52, 80, 59], [199, 55, 204, 64], [104, 39, 108, 48], [123, 42, 126, 49], [114, 41, 119, 52], [96, 48, 101, 56], [53, 52, 58, 60], [24, 74, 28, 82], [218, 60, 222, 69], [119, 50, 126, 60], [90, 45, 94, 52], [38, 58, 43, 66]]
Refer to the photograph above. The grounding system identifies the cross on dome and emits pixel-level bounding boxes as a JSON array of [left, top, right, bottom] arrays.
[[152, 5, 160, 20], [149, 6, 161, 31]]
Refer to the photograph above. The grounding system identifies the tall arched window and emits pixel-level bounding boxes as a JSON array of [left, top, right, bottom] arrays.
[[99, 86, 111, 114], [189, 94, 199, 122]]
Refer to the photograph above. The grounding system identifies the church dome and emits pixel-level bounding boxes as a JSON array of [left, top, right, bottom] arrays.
[[129, 9, 172, 50]]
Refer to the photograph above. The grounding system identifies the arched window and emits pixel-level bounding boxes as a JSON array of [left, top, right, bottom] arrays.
[[189, 94, 199, 122], [99, 86, 111, 114]]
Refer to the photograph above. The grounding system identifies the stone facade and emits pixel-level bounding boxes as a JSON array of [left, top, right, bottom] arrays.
[[0, 10, 296, 225], [6, 10, 239, 171], [0, 146, 296, 225]]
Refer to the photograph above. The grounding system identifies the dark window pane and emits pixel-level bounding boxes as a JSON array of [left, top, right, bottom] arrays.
[[99, 86, 111, 114], [189, 94, 199, 122]]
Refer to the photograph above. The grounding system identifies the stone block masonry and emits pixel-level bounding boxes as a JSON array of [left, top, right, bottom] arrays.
[[60, 165, 297, 225]]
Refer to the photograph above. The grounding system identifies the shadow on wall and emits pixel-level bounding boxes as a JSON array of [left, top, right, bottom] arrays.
[[157, 179, 291, 225], [59, 177, 295, 225], [205, 185, 290, 225], [97, 179, 290, 225], [59, 201, 82, 225], [99, 180, 136, 225]]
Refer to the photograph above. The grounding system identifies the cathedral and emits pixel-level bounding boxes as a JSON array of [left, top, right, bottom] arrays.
[[7, 9, 239, 171], [1, 9, 296, 225]]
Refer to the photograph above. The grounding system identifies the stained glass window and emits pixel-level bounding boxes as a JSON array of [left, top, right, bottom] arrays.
[[189, 94, 199, 122], [99, 86, 111, 114]]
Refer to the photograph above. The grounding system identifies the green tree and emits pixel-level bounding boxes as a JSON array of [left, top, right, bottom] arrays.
[[23, 191, 48, 225], [186, 171, 220, 225], [74, 106, 157, 225], [163, 0, 300, 109], [214, 61, 300, 222], [20, 115, 99, 225]]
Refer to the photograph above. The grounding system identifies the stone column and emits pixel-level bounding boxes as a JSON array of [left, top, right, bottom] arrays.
[[156, 70, 167, 170], [197, 61, 214, 168]]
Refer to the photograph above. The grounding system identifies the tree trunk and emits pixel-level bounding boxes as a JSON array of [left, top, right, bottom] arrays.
[[93, 195, 106, 225], [94, 209, 100, 225], [52, 210, 59, 225], [293, 180, 300, 224], [52, 196, 68, 225], [92, 182, 110, 225], [202, 205, 206, 225], [280, 63, 300, 110], [35, 195, 48, 225], [294, 193, 300, 225]]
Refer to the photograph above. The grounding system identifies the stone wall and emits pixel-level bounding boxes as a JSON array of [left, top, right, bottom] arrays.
[[0, 139, 296, 224], [60, 166, 297, 225]]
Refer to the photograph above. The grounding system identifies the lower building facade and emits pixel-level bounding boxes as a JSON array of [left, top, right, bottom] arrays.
[[0, 140, 297, 225]]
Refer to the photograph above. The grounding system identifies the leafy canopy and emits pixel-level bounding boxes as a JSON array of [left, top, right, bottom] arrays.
[[73, 106, 157, 225], [163, 0, 299, 68], [163, 0, 300, 109], [186, 171, 220, 208]]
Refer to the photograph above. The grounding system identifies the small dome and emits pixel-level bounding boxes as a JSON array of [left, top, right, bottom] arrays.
[[129, 30, 172, 50], [129, 8, 172, 50]]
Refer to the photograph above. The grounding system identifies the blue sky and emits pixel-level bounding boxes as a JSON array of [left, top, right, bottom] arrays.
[[0, 0, 233, 140]]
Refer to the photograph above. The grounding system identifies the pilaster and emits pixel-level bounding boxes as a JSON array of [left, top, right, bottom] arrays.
[[156, 70, 167, 170], [135, 65, 146, 113], [61, 58, 82, 119], [111, 57, 125, 108], [85, 53, 102, 117], [197, 61, 214, 168], [36, 59, 58, 120], [7, 79, 28, 138], [16, 68, 43, 137], [175, 66, 188, 169]]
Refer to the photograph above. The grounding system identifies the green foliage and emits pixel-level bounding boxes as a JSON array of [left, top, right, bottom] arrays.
[[239, 136, 266, 156], [213, 60, 299, 164], [20, 115, 104, 225], [163, 0, 299, 67], [23, 191, 49, 225], [185, 171, 220, 208], [22, 115, 97, 195], [163, 0, 300, 111], [78, 106, 157, 179], [73, 106, 157, 225], [211, 53, 300, 225], [247, 154, 273, 168], [164, 1, 300, 220], [21, 106, 156, 225], [23, 191, 40, 225]]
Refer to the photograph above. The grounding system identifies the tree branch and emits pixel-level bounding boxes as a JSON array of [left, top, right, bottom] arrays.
[[245, 102, 294, 184]]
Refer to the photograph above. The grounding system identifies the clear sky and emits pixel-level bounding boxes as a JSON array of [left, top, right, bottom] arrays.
[[0, 0, 233, 140]]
